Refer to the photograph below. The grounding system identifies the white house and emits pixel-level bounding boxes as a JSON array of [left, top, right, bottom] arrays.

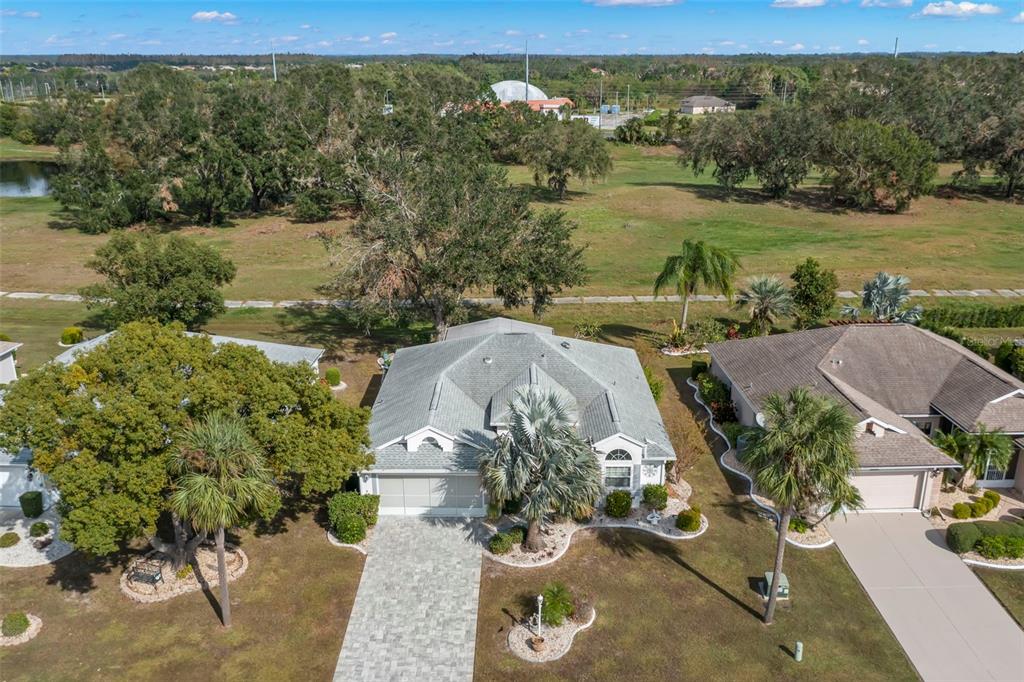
[[0, 341, 21, 385], [360, 318, 676, 517], [680, 95, 736, 115]]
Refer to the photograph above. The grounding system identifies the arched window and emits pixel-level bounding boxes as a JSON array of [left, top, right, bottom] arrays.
[[421, 436, 440, 449], [603, 449, 632, 488], [605, 449, 631, 461]]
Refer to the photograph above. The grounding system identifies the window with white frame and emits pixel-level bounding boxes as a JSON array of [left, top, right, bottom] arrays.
[[603, 449, 632, 489]]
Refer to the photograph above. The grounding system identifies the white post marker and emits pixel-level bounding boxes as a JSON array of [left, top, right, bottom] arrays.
[[795, 641, 804, 662]]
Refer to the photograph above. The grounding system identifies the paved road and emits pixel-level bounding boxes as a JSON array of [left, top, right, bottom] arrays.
[[829, 513, 1024, 682], [333, 517, 485, 682]]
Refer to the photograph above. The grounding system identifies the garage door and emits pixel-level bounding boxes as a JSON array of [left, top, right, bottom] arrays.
[[850, 472, 923, 511], [376, 475, 485, 516], [0, 465, 46, 508]]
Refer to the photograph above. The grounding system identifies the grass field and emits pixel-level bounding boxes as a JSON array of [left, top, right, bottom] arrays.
[[2, 141, 1022, 301], [0, 138, 58, 161], [975, 568, 1024, 629]]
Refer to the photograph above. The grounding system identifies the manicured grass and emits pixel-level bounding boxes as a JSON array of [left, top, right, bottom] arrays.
[[975, 569, 1024, 629], [474, 343, 916, 681], [0, 137, 58, 160], [2, 145, 1022, 301], [0, 510, 363, 681]]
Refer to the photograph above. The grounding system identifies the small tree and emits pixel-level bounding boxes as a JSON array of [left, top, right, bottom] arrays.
[[525, 118, 611, 199], [933, 426, 1014, 491], [841, 272, 923, 323], [80, 232, 236, 330], [479, 387, 602, 552], [742, 388, 861, 624], [790, 257, 838, 328], [654, 239, 740, 329], [735, 276, 793, 336], [169, 413, 278, 627], [679, 112, 753, 191]]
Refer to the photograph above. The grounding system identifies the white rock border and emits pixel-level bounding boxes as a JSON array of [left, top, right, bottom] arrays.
[[0, 614, 42, 647], [119, 545, 249, 604], [326, 529, 369, 555], [962, 557, 1024, 570], [687, 377, 835, 550], [507, 608, 598, 663]]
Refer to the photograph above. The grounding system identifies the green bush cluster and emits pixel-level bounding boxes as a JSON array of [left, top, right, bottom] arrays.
[[696, 372, 737, 423], [18, 491, 43, 518], [29, 522, 49, 538], [572, 320, 601, 340], [541, 582, 576, 627], [690, 360, 708, 379], [952, 502, 972, 520], [946, 520, 1024, 554], [789, 517, 810, 534], [920, 323, 991, 359], [642, 484, 668, 511], [327, 491, 379, 544], [994, 342, 1024, 380], [0, 532, 19, 548], [721, 422, 752, 448], [983, 490, 1001, 507], [507, 525, 527, 544], [970, 495, 997, 518], [604, 490, 633, 518], [643, 366, 664, 403], [676, 506, 702, 532], [60, 326, 84, 345], [292, 187, 338, 223], [977, 536, 1024, 560], [488, 532, 515, 555], [325, 367, 342, 387], [921, 303, 1024, 329], [1, 612, 30, 637]]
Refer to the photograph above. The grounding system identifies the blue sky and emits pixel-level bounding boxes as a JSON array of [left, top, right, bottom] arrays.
[[0, 1, 1021, 55]]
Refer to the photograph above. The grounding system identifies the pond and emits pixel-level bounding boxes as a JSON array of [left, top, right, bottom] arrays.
[[0, 161, 58, 198]]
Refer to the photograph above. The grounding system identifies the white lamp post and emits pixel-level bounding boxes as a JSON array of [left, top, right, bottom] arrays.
[[536, 594, 544, 636]]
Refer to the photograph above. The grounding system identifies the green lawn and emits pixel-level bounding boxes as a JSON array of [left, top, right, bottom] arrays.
[[975, 568, 1024, 629], [0, 510, 364, 681], [0, 137, 58, 161], [2, 144, 1022, 301]]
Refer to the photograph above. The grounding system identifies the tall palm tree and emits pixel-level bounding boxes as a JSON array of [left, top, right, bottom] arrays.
[[742, 387, 861, 625], [169, 412, 278, 628], [933, 426, 1013, 490], [654, 239, 740, 329], [735, 275, 793, 336], [479, 386, 602, 552], [841, 272, 923, 323]]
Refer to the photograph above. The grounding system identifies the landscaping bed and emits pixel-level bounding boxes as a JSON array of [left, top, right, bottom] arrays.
[[507, 606, 597, 663], [928, 486, 1024, 531], [0, 613, 42, 647], [120, 545, 249, 603], [0, 508, 74, 568]]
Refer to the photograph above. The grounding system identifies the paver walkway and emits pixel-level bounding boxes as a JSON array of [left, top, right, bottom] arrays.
[[333, 517, 485, 682], [829, 513, 1024, 682]]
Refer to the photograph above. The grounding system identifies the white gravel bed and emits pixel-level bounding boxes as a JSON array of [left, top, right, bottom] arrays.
[[0, 614, 43, 647], [928, 487, 1024, 531], [120, 544, 249, 603], [0, 508, 74, 567], [507, 608, 597, 663]]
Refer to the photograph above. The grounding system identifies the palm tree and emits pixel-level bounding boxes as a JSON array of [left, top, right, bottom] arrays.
[[933, 426, 1013, 490], [654, 239, 740, 329], [841, 272, 923, 323], [742, 387, 861, 625], [479, 386, 602, 552], [169, 413, 278, 627], [735, 275, 793, 336]]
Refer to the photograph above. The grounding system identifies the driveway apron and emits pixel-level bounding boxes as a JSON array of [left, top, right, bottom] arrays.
[[333, 517, 484, 682], [829, 513, 1024, 682]]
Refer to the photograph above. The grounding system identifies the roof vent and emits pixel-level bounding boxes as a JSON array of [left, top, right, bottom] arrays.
[[429, 380, 443, 412], [830, 358, 843, 367], [482, 356, 493, 365], [560, 341, 571, 349]]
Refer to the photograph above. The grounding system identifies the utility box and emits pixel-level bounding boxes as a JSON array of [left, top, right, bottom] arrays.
[[762, 571, 790, 600]]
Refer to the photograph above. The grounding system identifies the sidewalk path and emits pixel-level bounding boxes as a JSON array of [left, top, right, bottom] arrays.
[[3, 288, 1023, 310]]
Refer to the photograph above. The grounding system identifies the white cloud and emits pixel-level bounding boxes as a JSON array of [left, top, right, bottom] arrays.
[[44, 34, 74, 46], [924, 42, 939, 47], [276, 35, 299, 43], [583, 0, 681, 6], [138, 39, 162, 45], [1012, 12, 1024, 23], [920, 2, 1001, 16], [608, 32, 630, 39], [316, 40, 332, 47], [356, 35, 370, 42], [504, 29, 522, 36], [0, 10, 15, 16], [789, 42, 805, 50], [771, 39, 786, 45], [860, 0, 912, 6], [857, 38, 870, 44], [3, 9, 40, 18], [771, 0, 826, 7], [700, 47, 715, 54], [433, 39, 454, 46], [535, 33, 547, 39], [719, 40, 735, 45], [828, 44, 841, 50], [739, 43, 749, 49], [300, 24, 313, 30], [379, 31, 397, 39], [108, 33, 127, 40], [191, 10, 238, 23], [21, 10, 40, 18], [463, 39, 480, 45]]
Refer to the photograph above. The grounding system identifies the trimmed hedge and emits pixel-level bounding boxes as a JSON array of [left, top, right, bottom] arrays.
[[947, 523, 983, 553], [642, 484, 668, 511], [0, 532, 19, 548], [29, 521, 49, 538], [60, 326, 84, 345], [333, 513, 367, 544], [983, 490, 1001, 506], [325, 367, 342, 386], [1, 612, 30, 637], [974, 521, 1024, 539], [676, 506, 702, 532], [951, 502, 971, 520], [488, 532, 514, 555], [18, 491, 43, 518], [327, 491, 379, 530], [604, 490, 632, 518], [921, 302, 1024, 329]]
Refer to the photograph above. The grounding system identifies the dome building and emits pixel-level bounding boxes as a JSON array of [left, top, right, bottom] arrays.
[[490, 80, 548, 103]]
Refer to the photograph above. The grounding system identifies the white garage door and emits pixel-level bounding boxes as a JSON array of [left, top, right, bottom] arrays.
[[0, 465, 45, 508], [850, 472, 923, 511], [376, 474, 485, 517]]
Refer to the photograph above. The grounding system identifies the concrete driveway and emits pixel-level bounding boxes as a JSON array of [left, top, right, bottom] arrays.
[[829, 513, 1024, 682]]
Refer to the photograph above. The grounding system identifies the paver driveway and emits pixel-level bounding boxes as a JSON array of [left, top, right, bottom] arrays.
[[829, 513, 1024, 682], [333, 517, 485, 682]]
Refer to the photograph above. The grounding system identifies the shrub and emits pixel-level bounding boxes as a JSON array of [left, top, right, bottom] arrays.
[[687, 318, 728, 349], [921, 302, 1024, 329], [1, 612, 30, 637], [993, 341, 1024, 379], [292, 187, 336, 223], [959, 337, 991, 359], [643, 366, 664, 403], [642, 484, 669, 511], [0, 532, 19, 548], [488, 532, 514, 555], [507, 525, 527, 545], [573, 320, 601, 340], [982, 490, 1001, 506], [60, 326, 84, 345], [977, 536, 1024, 560], [604, 490, 633, 518], [325, 367, 342, 387], [175, 564, 194, 579], [486, 502, 502, 520], [689, 360, 708, 379], [721, 422, 751, 448], [676, 506, 702, 532], [946, 522, 983, 554], [333, 513, 367, 544], [29, 522, 49, 538], [696, 371, 729, 403], [789, 517, 810, 534], [951, 502, 972, 520], [18, 491, 43, 518], [970, 500, 990, 518], [974, 521, 1024, 539], [502, 497, 524, 515], [541, 582, 575, 627], [327, 491, 379, 529]]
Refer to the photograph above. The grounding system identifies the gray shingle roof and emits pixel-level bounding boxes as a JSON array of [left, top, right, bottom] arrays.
[[368, 324, 676, 471], [0, 341, 22, 357], [442, 317, 553, 342], [681, 95, 733, 107], [53, 331, 324, 368]]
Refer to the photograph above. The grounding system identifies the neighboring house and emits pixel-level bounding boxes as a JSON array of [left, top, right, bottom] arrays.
[[708, 324, 1024, 512], [0, 447, 47, 508], [53, 331, 324, 372], [361, 317, 676, 517], [679, 95, 736, 114], [0, 341, 21, 385]]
